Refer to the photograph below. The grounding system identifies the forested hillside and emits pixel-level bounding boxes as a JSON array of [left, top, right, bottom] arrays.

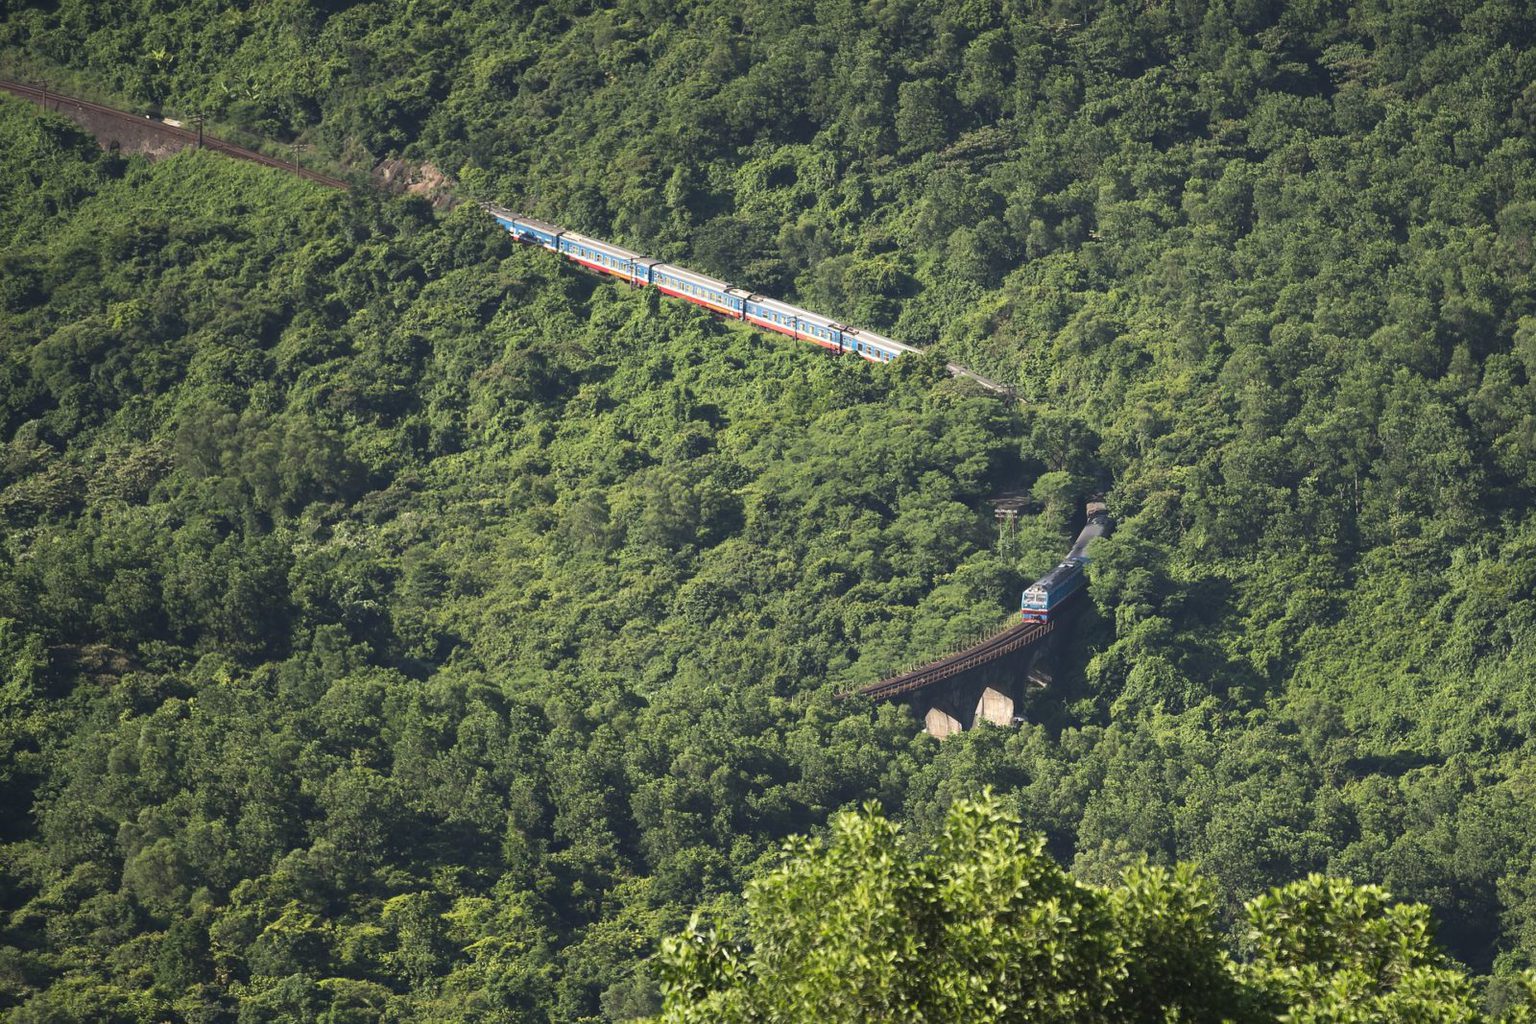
[[0, 101, 1032, 1021], [5, 0, 1536, 1019]]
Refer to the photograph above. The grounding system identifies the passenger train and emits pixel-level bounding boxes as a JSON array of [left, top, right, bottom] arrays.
[[485, 206, 920, 365], [488, 204, 1099, 622], [1020, 502, 1111, 622]]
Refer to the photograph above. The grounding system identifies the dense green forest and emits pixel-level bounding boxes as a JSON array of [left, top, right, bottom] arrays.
[[5, 0, 1536, 1019], [0, 99, 1033, 1021], [655, 797, 1536, 1022]]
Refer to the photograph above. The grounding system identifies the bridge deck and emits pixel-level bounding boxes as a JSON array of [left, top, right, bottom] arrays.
[[851, 617, 1054, 701]]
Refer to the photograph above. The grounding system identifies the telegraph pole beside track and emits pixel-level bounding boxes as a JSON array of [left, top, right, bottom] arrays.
[[192, 112, 204, 149]]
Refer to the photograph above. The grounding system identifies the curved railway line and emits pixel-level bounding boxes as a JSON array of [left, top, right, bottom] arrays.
[[7, 78, 1064, 711], [3, 78, 1014, 395], [848, 615, 1057, 702], [0, 79, 350, 190]]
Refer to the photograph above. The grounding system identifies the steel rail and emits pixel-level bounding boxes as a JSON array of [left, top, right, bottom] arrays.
[[848, 617, 1055, 701], [0, 79, 350, 190]]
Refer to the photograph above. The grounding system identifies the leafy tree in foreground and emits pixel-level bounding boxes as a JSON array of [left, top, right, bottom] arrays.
[[656, 796, 1536, 1024]]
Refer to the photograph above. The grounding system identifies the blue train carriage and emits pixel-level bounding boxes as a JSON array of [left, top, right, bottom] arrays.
[[488, 206, 566, 251], [651, 264, 745, 318], [841, 325, 918, 364], [742, 294, 844, 351], [1019, 558, 1088, 621], [1020, 502, 1112, 621], [558, 230, 659, 286]]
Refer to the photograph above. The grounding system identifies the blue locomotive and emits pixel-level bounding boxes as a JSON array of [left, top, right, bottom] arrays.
[[486, 205, 917, 365], [1020, 502, 1110, 622]]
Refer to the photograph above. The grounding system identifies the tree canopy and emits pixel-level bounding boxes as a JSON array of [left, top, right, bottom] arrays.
[[3, 0, 1536, 1019], [656, 796, 1536, 1024]]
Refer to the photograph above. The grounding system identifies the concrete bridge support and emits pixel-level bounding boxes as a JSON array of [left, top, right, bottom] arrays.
[[975, 685, 1015, 727], [908, 639, 1053, 738], [924, 703, 967, 739]]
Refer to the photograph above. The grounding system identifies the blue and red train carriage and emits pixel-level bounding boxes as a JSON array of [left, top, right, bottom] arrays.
[[488, 207, 914, 365]]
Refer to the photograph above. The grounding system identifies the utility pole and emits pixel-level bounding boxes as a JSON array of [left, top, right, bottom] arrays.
[[192, 113, 204, 149], [996, 506, 1017, 555]]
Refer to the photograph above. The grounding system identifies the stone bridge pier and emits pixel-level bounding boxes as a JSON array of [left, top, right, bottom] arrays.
[[911, 639, 1055, 739]]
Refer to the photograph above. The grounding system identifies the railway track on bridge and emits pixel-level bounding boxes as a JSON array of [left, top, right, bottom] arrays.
[[8, 77, 1077, 722], [0, 79, 350, 190], [849, 616, 1055, 701]]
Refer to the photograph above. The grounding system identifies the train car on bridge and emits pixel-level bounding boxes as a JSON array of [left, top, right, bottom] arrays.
[[652, 263, 743, 317], [842, 325, 917, 364], [1019, 559, 1087, 621], [490, 208, 565, 250], [559, 230, 659, 287], [1019, 502, 1111, 622]]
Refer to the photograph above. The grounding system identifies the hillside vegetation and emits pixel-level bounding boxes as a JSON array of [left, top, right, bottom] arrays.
[[656, 797, 1536, 1023], [0, 100, 1033, 1021], [3, 0, 1536, 1018]]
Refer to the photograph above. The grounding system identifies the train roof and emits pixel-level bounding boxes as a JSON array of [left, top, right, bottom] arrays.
[[1025, 558, 1084, 593], [750, 294, 838, 328], [562, 230, 648, 263], [653, 262, 733, 292], [486, 206, 565, 237], [843, 325, 921, 356], [1067, 520, 1108, 561]]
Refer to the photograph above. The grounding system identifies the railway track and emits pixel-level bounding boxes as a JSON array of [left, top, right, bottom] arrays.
[[0, 79, 350, 190], [849, 616, 1054, 701], [7, 76, 1054, 709], [4, 79, 1020, 397]]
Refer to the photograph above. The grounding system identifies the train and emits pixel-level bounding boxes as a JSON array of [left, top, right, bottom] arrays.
[[485, 206, 921, 365], [1020, 501, 1111, 621]]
